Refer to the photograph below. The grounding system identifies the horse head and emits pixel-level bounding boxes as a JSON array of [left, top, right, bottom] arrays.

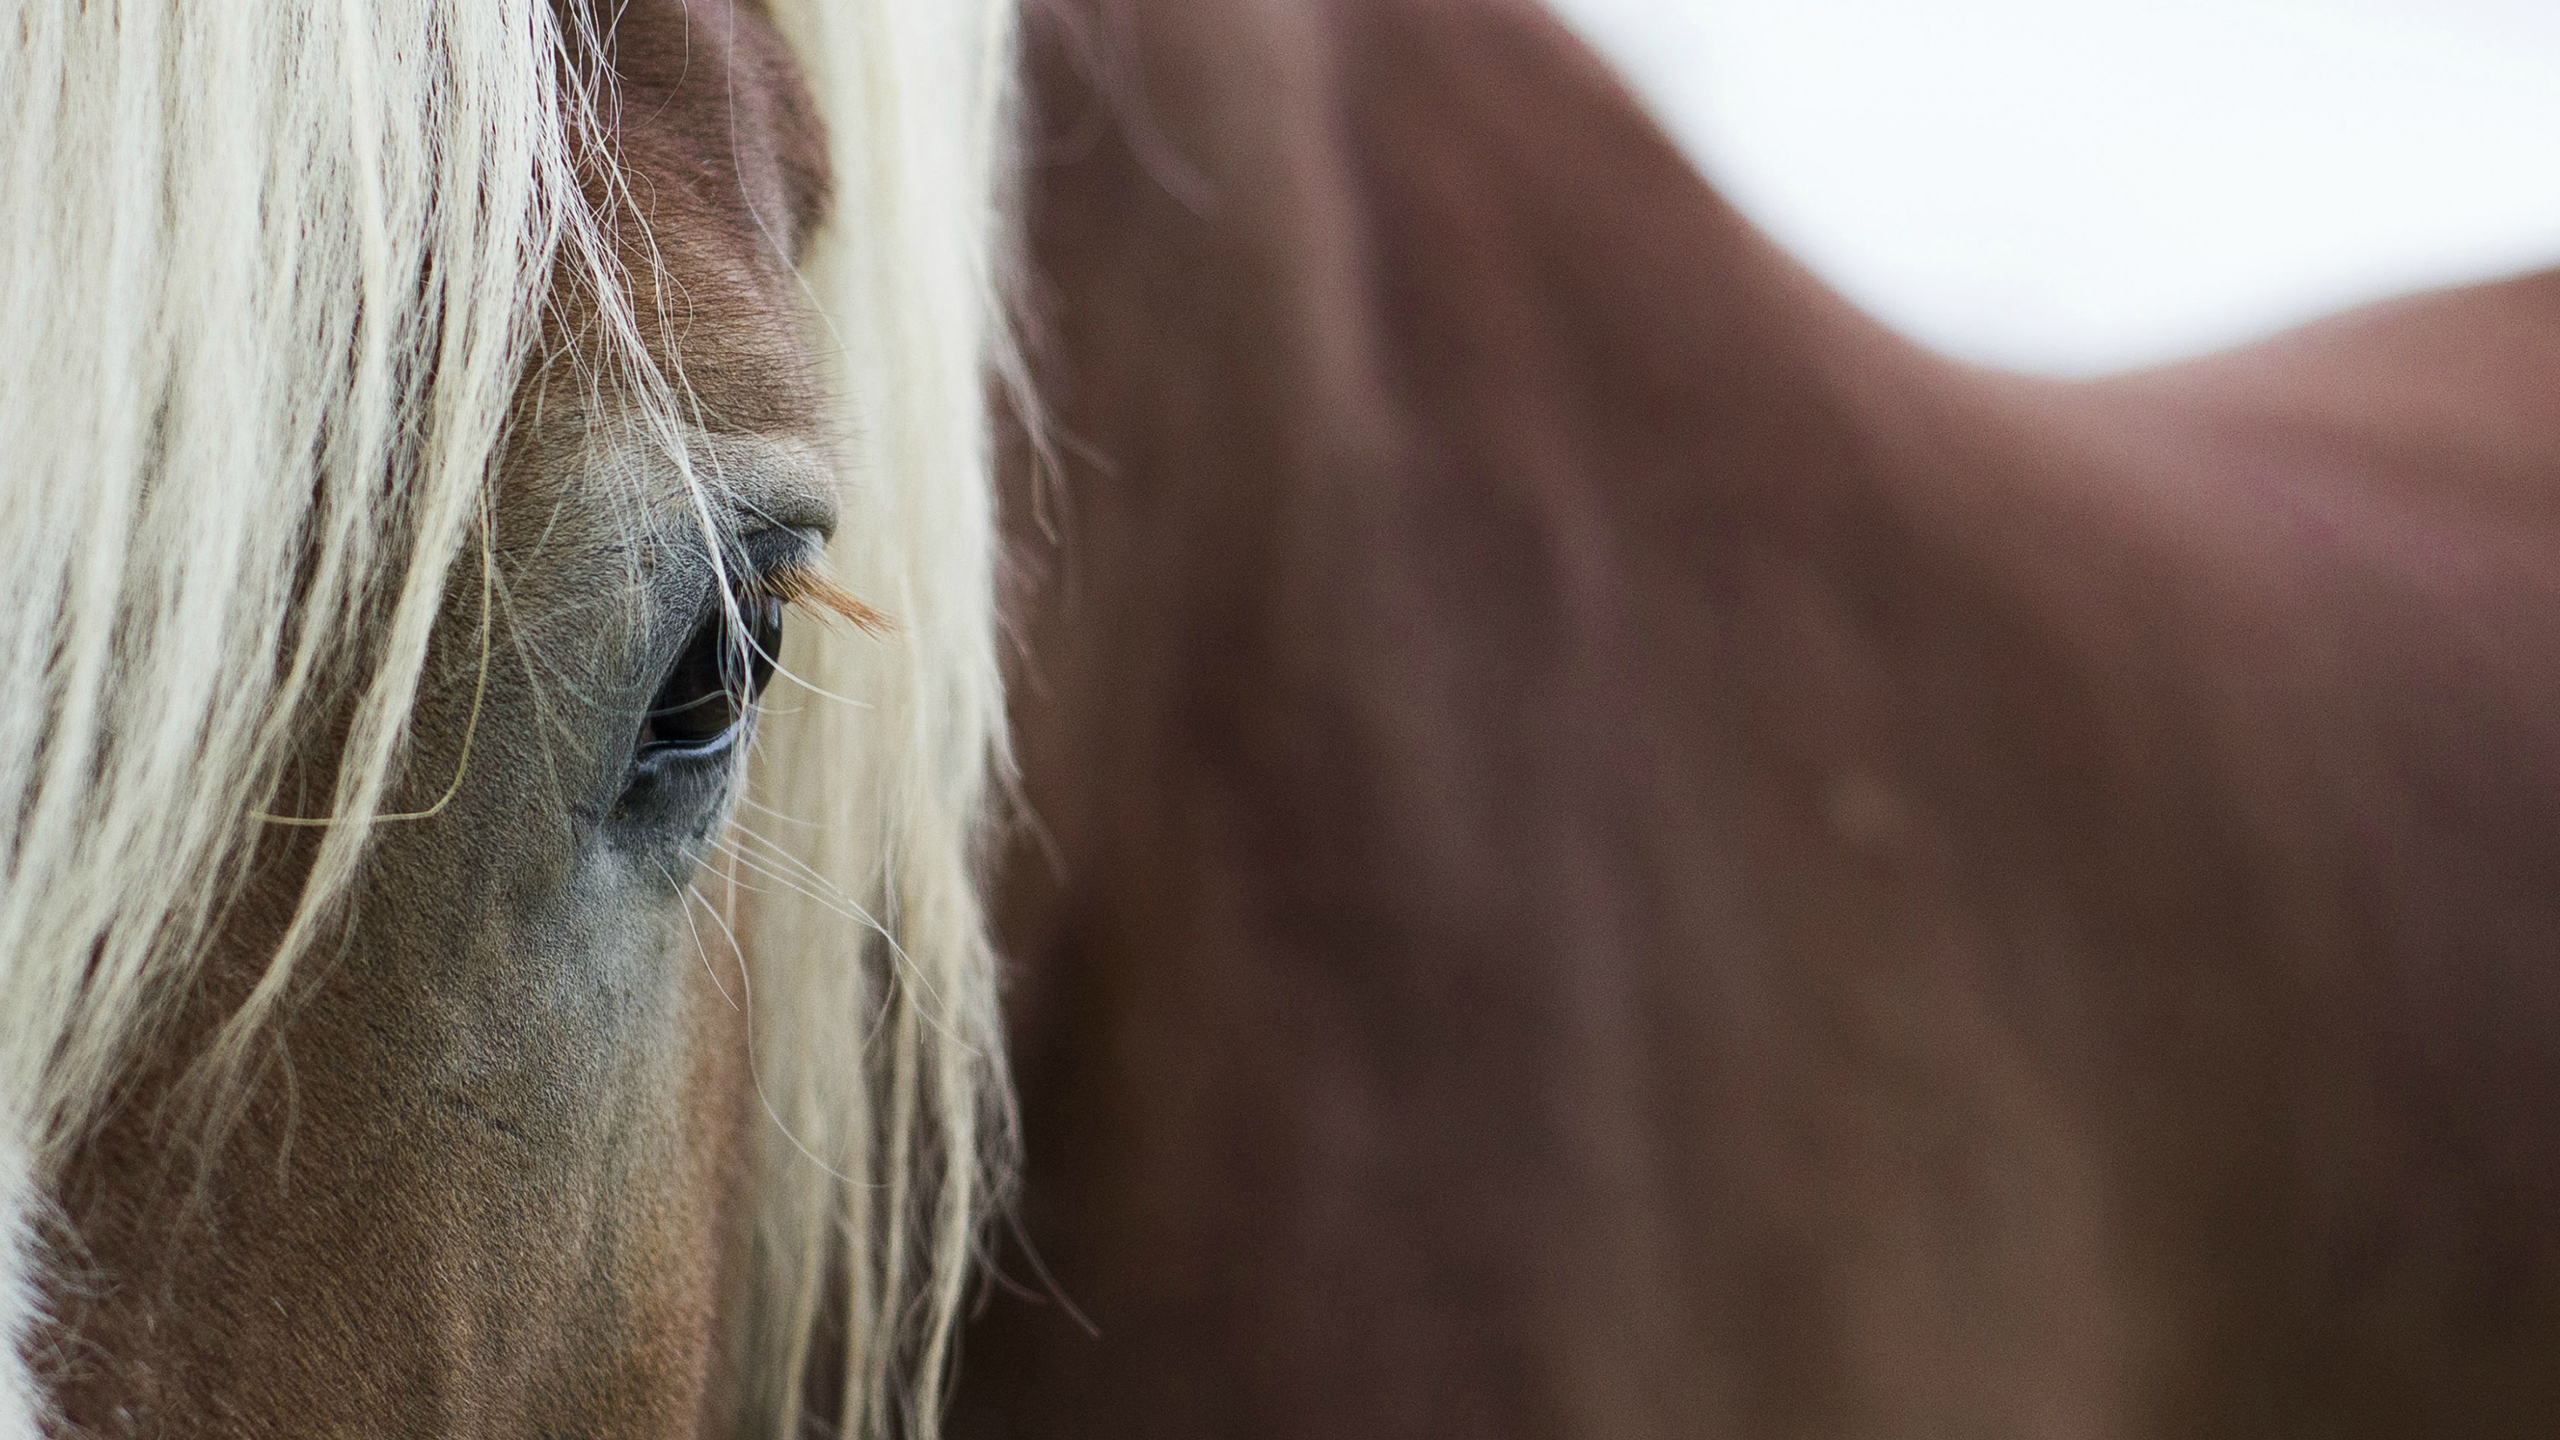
[[1, 1, 1011, 1434]]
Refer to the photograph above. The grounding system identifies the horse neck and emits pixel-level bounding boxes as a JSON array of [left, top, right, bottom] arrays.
[[995, 0, 1958, 1080], [972, 6, 1996, 1424], [1011, 0, 1931, 545]]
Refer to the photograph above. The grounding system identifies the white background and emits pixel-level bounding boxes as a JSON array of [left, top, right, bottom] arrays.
[[1541, 0, 2560, 375]]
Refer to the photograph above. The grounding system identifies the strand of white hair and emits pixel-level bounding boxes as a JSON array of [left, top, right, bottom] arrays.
[[740, 1, 1018, 1433]]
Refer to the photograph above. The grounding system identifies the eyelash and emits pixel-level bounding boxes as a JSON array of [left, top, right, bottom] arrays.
[[762, 558, 887, 633]]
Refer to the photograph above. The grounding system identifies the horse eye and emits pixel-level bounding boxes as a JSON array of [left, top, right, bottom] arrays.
[[637, 593, 784, 755]]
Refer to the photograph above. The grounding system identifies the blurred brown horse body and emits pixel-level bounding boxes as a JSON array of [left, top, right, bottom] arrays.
[[961, 0, 2560, 1434]]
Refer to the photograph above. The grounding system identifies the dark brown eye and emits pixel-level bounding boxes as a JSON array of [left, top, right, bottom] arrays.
[[637, 593, 784, 755]]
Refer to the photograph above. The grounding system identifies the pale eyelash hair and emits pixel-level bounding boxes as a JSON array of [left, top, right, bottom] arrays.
[[0, 2, 1014, 1437]]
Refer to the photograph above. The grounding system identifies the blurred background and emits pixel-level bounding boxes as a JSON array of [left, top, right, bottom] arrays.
[[1543, 0, 2560, 374]]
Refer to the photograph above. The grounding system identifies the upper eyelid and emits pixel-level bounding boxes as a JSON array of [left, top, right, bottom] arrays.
[[701, 525, 821, 609], [705, 525, 885, 631], [728, 523, 827, 580]]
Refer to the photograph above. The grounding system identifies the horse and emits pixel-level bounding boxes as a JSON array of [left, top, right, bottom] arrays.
[[2, 1, 1012, 1434], [956, 0, 2560, 1434]]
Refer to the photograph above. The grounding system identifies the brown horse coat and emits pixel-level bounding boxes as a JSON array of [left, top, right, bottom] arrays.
[[960, 0, 2560, 1435]]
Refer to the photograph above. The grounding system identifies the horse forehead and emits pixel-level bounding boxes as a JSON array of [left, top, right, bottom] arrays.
[[602, 0, 833, 244], [538, 0, 839, 535]]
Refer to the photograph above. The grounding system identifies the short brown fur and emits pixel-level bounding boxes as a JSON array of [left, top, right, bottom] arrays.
[[956, 2, 2560, 1436]]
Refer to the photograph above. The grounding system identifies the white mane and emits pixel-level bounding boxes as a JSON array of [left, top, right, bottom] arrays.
[[0, 1, 1014, 1434], [742, 1, 1018, 1434]]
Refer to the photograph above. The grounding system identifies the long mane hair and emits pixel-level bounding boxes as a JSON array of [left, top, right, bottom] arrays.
[[0, 2, 1014, 1435]]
